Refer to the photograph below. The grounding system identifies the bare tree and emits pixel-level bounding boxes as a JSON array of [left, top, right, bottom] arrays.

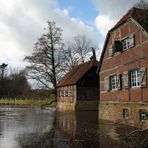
[[61, 35, 95, 72], [25, 21, 64, 90], [134, 0, 148, 10], [73, 35, 92, 63], [61, 44, 80, 72]]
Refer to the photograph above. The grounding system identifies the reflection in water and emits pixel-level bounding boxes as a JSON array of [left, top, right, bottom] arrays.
[[0, 107, 55, 148], [0, 107, 147, 148], [54, 111, 148, 148], [54, 111, 100, 148]]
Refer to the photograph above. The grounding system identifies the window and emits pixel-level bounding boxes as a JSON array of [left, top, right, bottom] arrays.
[[109, 41, 122, 57], [124, 67, 147, 89], [139, 109, 148, 121], [60, 90, 72, 97], [109, 35, 135, 56], [122, 38, 130, 50], [68, 90, 72, 96], [59, 90, 63, 97], [104, 74, 121, 91], [64, 91, 68, 96], [113, 41, 123, 53], [130, 69, 140, 88], [123, 108, 129, 119], [110, 75, 118, 90], [122, 35, 135, 51]]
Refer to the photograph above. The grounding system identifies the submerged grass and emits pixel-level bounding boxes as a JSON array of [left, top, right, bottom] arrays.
[[0, 98, 56, 107]]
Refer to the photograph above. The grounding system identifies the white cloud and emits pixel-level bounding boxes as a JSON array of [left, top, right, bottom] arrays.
[[2, 0, 140, 68], [93, 0, 140, 49], [0, 0, 99, 68], [94, 0, 140, 21], [95, 15, 115, 37]]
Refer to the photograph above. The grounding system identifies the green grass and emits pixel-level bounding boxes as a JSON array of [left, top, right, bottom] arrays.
[[0, 98, 56, 107]]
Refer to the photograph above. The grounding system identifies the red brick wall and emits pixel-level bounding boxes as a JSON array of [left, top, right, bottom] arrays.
[[100, 19, 148, 102]]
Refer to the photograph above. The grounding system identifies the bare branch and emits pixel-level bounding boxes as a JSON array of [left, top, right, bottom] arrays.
[[24, 21, 64, 90]]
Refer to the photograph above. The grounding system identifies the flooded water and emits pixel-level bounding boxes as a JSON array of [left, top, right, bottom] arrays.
[[0, 107, 147, 148], [53, 111, 148, 148], [0, 107, 55, 148]]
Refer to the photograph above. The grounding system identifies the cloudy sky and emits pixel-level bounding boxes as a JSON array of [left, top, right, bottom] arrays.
[[0, 0, 140, 68]]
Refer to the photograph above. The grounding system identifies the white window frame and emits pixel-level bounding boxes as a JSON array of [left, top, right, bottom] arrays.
[[64, 91, 68, 96], [130, 69, 140, 88], [122, 35, 134, 51], [68, 90, 72, 96], [110, 75, 118, 90], [61, 90, 72, 97], [123, 108, 129, 119], [59, 90, 63, 97], [139, 109, 147, 121], [122, 38, 130, 50]]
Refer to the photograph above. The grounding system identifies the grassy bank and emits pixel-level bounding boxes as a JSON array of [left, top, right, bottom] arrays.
[[0, 98, 56, 107]]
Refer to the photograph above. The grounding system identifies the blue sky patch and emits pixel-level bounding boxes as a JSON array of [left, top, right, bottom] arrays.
[[57, 0, 98, 23]]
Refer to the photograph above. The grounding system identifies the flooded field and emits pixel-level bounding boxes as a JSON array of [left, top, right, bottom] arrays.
[[0, 107, 147, 148], [0, 107, 55, 148]]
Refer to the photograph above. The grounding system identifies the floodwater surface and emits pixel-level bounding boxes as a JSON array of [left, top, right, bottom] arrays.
[[0, 107, 147, 148], [0, 107, 55, 148], [53, 111, 148, 148]]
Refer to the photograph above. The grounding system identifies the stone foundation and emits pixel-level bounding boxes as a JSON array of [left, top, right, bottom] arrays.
[[57, 101, 148, 128], [57, 102, 75, 111], [57, 101, 99, 111], [99, 102, 148, 128]]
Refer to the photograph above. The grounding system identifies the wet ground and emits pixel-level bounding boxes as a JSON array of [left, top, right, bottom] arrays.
[[0, 107, 147, 148]]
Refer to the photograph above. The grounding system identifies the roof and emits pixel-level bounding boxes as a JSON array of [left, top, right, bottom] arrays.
[[110, 7, 148, 32], [98, 7, 148, 72], [57, 60, 99, 87]]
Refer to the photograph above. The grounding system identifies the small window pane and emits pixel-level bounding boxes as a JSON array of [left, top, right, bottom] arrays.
[[123, 108, 129, 119], [68, 90, 72, 96], [131, 69, 140, 88], [59, 90, 63, 97], [110, 75, 118, 90], [65, 91, 68, 96], [122, 35, 134, 51], [122, 39, 128, 50], [139, 109, 148, 121]]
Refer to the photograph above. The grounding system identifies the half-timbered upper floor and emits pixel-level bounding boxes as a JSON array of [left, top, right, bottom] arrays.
[[99, 7, 148, 102]]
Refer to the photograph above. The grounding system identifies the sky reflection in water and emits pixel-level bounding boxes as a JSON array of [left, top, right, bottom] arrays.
[[0, 107, 55, 148], [0, 107, 147, 148]]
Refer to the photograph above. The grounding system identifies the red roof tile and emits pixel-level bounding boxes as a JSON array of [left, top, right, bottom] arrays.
[[57, 60, 99, 87]]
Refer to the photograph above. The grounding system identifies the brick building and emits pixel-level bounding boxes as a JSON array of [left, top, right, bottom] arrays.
[[57, 59, 99, 111], [98, 8, 148, 126]]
